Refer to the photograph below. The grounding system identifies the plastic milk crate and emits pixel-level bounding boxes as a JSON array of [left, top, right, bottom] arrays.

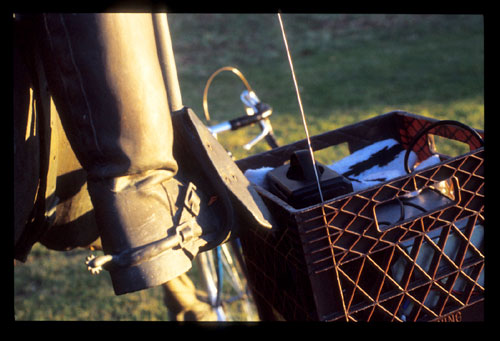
[[236, 111, 484, 322]]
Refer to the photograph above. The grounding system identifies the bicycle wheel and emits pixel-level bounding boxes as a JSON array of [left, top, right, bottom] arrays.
[[195, 239, 259, 321]]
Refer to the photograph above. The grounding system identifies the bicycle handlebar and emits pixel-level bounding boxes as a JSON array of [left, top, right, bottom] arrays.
[[208, 104, 272, 134], [207, 99, 278, 150]]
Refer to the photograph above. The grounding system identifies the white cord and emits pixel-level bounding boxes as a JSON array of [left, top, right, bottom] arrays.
[[277, 13, 324, 203]]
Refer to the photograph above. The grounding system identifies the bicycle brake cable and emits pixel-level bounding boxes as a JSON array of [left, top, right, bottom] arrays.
[[202, 66, 254, 123]]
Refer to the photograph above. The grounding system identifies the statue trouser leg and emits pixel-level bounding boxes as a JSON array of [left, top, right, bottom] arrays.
[[163, 273, 217, 321], [36, 13, 199, 295]]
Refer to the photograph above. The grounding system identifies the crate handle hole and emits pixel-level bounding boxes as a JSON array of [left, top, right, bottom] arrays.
[[428, 134, 471, 159]]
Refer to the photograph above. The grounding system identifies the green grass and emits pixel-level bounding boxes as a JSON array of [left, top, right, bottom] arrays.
[[14, 14, 484, 321], [169, 14, 483, 159], [14, 244, 168, 321]]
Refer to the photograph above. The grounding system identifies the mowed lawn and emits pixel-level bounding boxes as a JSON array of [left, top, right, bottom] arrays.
[[14, 14, 484, 321]]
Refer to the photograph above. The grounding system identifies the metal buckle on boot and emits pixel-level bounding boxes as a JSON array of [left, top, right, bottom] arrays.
[[85, 182, 202, 275]]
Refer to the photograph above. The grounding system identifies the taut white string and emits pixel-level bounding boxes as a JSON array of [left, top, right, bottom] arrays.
[[277, 12, 324, 203]]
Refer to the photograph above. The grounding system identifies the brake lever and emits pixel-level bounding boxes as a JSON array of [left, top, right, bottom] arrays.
[[240, 90, 276, 150], [240, 90, 261, 112]]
